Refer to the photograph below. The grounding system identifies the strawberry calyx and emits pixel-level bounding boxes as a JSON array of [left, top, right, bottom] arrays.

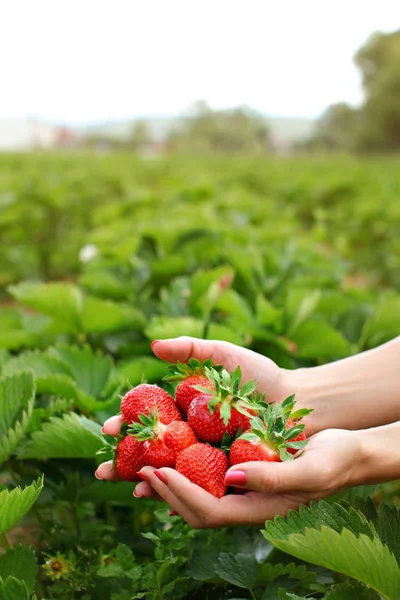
[[163, 358, 221, 383], [238, 395, 313, 461], [194, 365, 259, 426], [128, 408, 166, 442]]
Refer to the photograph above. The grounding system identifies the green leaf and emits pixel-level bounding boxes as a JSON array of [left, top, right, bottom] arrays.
[[324, 582, 381, 599], [264, 526, 400, 598], [116, 544, 134, 570], [285, 289, 321, 336], [291, 320, 351, 359], [81, 296, 145, 333], [17, 413, 104, 459], [0, 372, 35, 465], [189, 549, 220, 581], [256, 295, 283, 331], [8, 282, 83, 333], [207, 323, 246, 345], [97, 563, 125, 578], [0, 577, 30, 600], [117, 357, 169, 386], [215, 553, 258, 589], [0, 477, 43, 535], [50, 345, 114, 399], [145, 317, 204, 340], [0, 546, 36, 595]]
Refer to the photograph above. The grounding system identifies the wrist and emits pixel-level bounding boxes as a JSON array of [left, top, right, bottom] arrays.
[[279, 367, 327, 435], [354, 423, 400, 485]]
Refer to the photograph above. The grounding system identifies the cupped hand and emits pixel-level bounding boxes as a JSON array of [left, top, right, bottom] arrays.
[[96, 336, 318, 507], [129, 428, 365, 528]]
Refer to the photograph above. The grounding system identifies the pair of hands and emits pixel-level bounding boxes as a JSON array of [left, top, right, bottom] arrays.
[[96, 337, 364, 528]]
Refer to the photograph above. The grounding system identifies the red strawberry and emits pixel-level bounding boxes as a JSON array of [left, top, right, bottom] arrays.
[[230, 395, 312, 467], [129, 410, 197, 468], [115, 435, 144, 482], [121, 384, 181, 425], [176, 443, 229, 498], [176, 375, 214, 414], [188, 395, 244, 443], [286, 418, 306, 456], [163, 358, 216, 413], [187, 366, 258, 444]]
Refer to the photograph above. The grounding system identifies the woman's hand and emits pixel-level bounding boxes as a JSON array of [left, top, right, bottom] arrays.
[[131, 429, 365, 528], [96, 428, 366, 527]]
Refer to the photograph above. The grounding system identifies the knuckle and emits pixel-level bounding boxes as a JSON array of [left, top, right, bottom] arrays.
[[259, 470, 279, 494]]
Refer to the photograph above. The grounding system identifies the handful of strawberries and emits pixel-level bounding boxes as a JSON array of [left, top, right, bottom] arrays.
[[105, 359, 312, 499]]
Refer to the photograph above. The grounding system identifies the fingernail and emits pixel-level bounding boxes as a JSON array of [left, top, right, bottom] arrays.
[[101, 426, 106, 434], [169, 510, 178, 516], [225, 470, 247, 486], [95, 470, 102, 480], [138, 471, 150, 482], [133, 489, 143, 498], [151, 340, 161, 351], [154, 470, 168, 485]]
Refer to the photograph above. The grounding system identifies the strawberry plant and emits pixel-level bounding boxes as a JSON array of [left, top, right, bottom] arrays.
[[0, 153, 398, 598]]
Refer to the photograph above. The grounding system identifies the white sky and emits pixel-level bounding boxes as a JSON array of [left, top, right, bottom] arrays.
[[0, 0, 398, 124]]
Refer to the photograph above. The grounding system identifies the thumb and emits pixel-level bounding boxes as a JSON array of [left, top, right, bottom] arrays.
[[151, 336, 230, 365], [225, 459, 317, 494]]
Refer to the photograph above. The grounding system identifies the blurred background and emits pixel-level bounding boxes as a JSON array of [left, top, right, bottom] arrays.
[[1, 1, 399, 155]]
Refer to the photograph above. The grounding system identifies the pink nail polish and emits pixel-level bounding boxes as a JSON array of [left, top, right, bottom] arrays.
[[133, 490, 142, 498], [95, 470, 102, 480], [169, 510, 178, 516], [225, 470, 247, 486], [154, 470, 168, 485], [151, 340, 161, 351], [138, 471, 150, 482], [101, 426, 106, 434]]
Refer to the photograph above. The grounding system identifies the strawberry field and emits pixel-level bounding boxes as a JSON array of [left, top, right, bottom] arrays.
[[0, 152, 400, 599]]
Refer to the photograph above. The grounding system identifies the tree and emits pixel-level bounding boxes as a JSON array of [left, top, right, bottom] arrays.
[[169, 102, 270, 154], [313, 103, 360, 151], [310, 29, 400, 152], [130, 120, 151, 151]]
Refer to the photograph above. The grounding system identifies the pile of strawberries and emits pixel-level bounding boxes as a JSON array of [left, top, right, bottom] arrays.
[[108, 359, 311, 498]]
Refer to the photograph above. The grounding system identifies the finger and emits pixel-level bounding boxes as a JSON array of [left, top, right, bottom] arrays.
[[152, 337, 232, 365], [102, 415, 124, 437], [139, 466, 208, 527], [133, 481, 162, 500], [225, 458, 319, 494], [150, 467, 306, 526], [95, 461, 120, 481]]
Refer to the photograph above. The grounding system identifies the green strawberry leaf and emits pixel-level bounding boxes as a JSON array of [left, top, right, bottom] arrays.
[[263, 500, 400, 598], [0, 477, 43, 535], [0, 372, 35, 465], [0, 576, 30, 600], [17, 413, 104, 459], [0, 546, 36, 595], [215, 553, 258, 589]]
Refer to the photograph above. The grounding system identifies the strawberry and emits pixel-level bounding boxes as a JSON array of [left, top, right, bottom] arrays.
[[120, 383, 181, 426], [114, 435, 144, 482], [230, 395, 312, 466], [176, 443, 229, 498], [129, 409, 197, 468], [286, 418, 306, 456], [187, 366, 258, 444], [164, 358, 216, 413]]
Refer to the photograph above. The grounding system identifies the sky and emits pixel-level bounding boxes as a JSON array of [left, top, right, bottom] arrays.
[[0, 0, 399, 125]]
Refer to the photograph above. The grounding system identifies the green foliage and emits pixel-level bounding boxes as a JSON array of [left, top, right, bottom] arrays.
[[263, 499, 400, 599], [0, 478, 43, 536], [0, 373, 35, 465], [0, 154, 398, 598]]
